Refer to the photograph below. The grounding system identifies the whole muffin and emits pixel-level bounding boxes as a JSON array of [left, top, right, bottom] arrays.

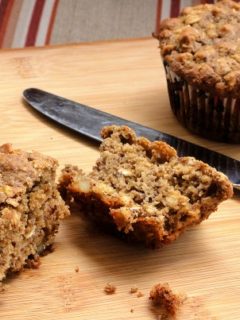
[[155, 0, 240, 143]]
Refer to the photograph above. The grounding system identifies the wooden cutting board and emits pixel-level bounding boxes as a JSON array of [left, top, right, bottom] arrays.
[[0, 39, 239, 320]]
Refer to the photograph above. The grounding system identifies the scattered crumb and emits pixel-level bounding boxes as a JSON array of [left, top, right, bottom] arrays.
[[130, 286, 138, 294], [75, 266, 79, 273], [129, 285, 144, 297], [149, 283, 183, 317], [130, 308, 134, 313], [137, 291, 144, 298], [0, 283, 5, 293], [178, 296, 216, 320], [104, 283, 116, 295]]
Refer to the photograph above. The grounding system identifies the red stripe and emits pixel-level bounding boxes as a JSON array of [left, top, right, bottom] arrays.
[[45, 0, 59, 45], [25, 0, 45, 47], [0, 0, 14, 47], [170, 0, 180, 18], [0, 0, 9, 31], [154, 0, 162, 37]]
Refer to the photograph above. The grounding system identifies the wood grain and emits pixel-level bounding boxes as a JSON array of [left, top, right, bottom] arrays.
[[0, 39, 239, 320]]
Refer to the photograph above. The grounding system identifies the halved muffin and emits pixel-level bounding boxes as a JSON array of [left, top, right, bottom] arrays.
[[59, 126, 232, 247]]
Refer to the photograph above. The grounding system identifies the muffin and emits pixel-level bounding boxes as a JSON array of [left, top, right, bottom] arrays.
[[155, 0, 240, 143], [0, 144, 69, 282], [59, 126, 233, 247]]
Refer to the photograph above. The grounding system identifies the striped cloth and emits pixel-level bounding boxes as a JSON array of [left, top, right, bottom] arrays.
[[0, 0, 239, 49], [0, 0, 58, 48]]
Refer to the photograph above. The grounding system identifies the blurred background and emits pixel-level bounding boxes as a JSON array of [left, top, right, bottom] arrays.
[[0, 0, 238, 49]]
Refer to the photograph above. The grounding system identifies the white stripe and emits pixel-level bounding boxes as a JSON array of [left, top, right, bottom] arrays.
[[11, 0, 35, 48], [161, 0, 171, 20], [35, 0, 55, 46]]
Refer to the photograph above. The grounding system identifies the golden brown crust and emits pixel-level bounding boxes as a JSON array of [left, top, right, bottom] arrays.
[[59, 126, 233, 247], [156, 0, 240, 97], [0, 144, 69, 282]]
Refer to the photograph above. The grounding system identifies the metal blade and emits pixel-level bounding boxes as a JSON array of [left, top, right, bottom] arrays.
[[23, 88, 240, 189]]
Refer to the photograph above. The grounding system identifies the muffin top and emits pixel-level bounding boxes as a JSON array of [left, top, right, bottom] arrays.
[[157, 0, 240, 97]]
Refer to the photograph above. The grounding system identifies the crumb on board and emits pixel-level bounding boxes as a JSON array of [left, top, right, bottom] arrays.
[[0, 283, 5, 293], [75, 266, 79, 273], [104, 283, 116, 295], [130, 308, 134, 313], [137, 291, 144, 298], [149, 283, 183, 317], [129, 285, 144, 297], [130, 286, 138, 294]]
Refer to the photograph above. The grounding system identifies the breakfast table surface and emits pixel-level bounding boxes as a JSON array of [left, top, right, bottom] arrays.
[[0, 38, 239, 320]]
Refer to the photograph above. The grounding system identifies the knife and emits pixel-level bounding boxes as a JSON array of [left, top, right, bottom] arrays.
[[23, 88, 240, 190]]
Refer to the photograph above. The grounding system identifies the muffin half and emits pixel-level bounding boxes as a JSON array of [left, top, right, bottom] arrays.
[[59, 126, 233, 247]]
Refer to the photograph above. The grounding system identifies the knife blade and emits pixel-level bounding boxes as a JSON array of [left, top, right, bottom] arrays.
[[23, 88, 240, 190]]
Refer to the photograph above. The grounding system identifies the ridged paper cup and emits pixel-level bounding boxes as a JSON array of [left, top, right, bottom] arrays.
[[164, 63, 240, 143]]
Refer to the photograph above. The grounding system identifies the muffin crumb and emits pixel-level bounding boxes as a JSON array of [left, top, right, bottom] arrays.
[[104, 283, 116, 295], [130, 286, 138, 294], [137, 291, 144, 298], [149, 283, 183, 317], [0, 283, 5, 293], [75, 266, 79, 273]]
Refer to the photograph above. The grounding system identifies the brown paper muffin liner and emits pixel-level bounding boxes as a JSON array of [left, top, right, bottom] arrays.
[[164, 64, 240, 143]]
